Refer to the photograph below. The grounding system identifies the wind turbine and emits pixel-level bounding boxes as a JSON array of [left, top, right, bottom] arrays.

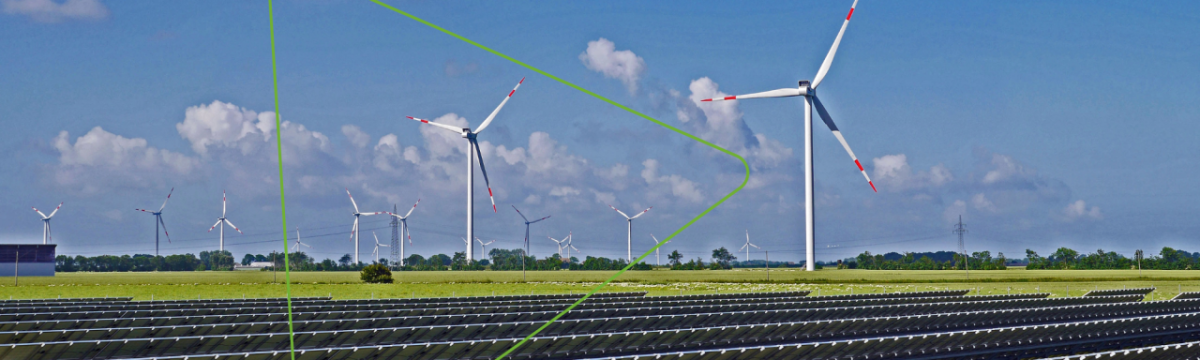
[[206, 190, 242, 252], [371, 232, 389, 264], [475, 237, 496, 259], [649, 234, 665, 266], [346, 188, 385, 265], [406, 78, 524, 261], [609, 205, 651, 262], [31, 202, 62, 244], [387, 199, 420, 266], [565, 232, 580, 261], [291, 229, 312, 253], [512, 205, 550, 258], [548, 235, 567, 259], [699, 0, 875, 271], [135, 188, 174, 256], [739, 230, 760, 267]]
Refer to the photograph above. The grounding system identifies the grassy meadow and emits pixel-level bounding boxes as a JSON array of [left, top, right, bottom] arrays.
[[1, 268, 1196, 301]]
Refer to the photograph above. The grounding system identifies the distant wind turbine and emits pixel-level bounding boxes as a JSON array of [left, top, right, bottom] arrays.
[[406, 78, 524, 261], [371, 232, 389, 264], [31, 202, 62, 244], [207, 190, 242, 252], [475, 237, 496, 259], [649, 234, 665, 266], [387, 199, 420, 266], [699, 0, 876, 271], [739, 230, 759, 266], [135, 188, 174, 256], [609, 205, 651, 262], [345, 188, 386, 265], [291, 229, 311, 253]]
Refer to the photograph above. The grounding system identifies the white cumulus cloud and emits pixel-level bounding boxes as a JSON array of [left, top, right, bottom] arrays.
[[51, 126, 199, 193], [2, 0, 107, 23], [579, 38, 646, 94], [1063, 200, 1102, 221]]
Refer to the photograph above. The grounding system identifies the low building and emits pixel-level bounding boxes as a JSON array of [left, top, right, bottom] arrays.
[[0, 244, 56, 277], [234, 261, 275, 271]]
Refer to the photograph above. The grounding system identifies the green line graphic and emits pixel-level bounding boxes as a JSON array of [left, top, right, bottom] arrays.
[[267, 1, 298, 359], [368, 2, 750, 358]]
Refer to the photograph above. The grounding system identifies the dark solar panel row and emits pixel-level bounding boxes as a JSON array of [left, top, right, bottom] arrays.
[[0, 297, 131, 303], [1174, 292, 1200, 301], [0, 294, 1177, 359], [1039, 340, 1200, 360], [0, 292, 1050, 332], [0, 293, 1119, 342], [55, 308, 1200, 360], [0, 293, 649, 313], [1083, 287, 1155, 297]]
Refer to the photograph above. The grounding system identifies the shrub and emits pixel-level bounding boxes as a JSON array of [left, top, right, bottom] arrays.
[[360, 264, 394, 283]]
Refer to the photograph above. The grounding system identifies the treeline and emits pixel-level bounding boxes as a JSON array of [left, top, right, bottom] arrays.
[[1026, 247, 1200, 270], [845, 250, 1008, 270], [56, 250, 236, 272]]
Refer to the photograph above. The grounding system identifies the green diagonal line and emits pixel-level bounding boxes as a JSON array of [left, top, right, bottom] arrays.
[[368, 1, 750, 359], [267, 1, 298, 359]]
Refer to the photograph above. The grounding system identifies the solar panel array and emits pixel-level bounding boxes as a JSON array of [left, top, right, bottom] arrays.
[[1082, 287, 1155, 297], [1, 288, 1195, 359]]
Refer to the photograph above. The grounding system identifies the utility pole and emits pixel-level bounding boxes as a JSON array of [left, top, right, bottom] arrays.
[[1136, 249, 1143, 277], [953, 215, 969, 280], [14, 249, 18, 287], [765, 251, 769, 282], [390, 204, 400, 269]]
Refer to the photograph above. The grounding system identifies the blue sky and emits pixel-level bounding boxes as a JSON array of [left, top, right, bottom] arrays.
[[2, 0, 1198, 263]]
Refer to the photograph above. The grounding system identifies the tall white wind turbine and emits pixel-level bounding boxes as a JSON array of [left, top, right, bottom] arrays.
[[135, 188, 174, 256], [739, 230, 760, 266], [566, 232, 579, 261], [291, 229, 311, 253], [387, 199, 420, 266], [406, 78, 524, 261], [609, 205, 651, 262], [700, 0, 875, 271], [548, 235, 567, 259], [346, 188, 385, 265], [649, 234, 664, 266], [371, 232, 389, 264], [31, 202, 62, 244], [207, 190, 243, 252]]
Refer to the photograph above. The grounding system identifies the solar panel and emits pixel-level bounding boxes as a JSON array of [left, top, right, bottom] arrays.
[[1083, 287, 1155, 297]]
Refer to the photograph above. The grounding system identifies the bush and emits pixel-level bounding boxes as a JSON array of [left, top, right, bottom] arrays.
[[360, 264, 394, 283]]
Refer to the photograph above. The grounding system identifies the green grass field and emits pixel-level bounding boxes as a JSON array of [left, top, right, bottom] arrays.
[[1, 268, 1195, 301]]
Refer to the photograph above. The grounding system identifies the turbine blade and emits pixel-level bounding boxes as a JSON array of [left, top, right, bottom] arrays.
[[159, 216, 172, 243], [350, 218, 358, 243], [159, 187, 174, 212], [570, 245, 580, 252], [511, 205, 529, 222], [750, 243, 760, 249], [740, 244, 748, 251], [812, 95, 876, 192], [135, 208, 154, 213], [485, 240, 495, 246], [529, 215, 550, 224], [32, 207, 48, 219], [471, 139, 497, 213], [47, 202, 63, 218], [403, 199, 421, 218], [407, 116, 467, 134], [372, 231, 380, 245], [608, 205, 630, 219], [629, 206, 652, 219], [222, 190, 227, 217], [812, 0, 860, 89], [208, 220, 223, 232], [345, 188, 360, 213], [359, 212, 382, 217], [223, 219, 242, 234], [474, 77, 524, 134], [700, 88, 804, 102]]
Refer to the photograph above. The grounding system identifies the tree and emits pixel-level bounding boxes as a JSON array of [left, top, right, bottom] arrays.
[[360, 264, 393, 283], [241, 254, 255, 266], [338, 254, 353, 268], [668, 250, 683, 266], [711, 247, 736, 269]]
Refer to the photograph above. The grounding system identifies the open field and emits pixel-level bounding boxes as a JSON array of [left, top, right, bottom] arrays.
[[2, 268, 1198, 301]]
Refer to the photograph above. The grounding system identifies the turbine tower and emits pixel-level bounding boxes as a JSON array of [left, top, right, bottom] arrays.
[[345, 188, 385, 265], [371, 232, 389, 264], [135, 188, 174, 256], [31, 202, 62, 244], [739, 230, 760, 267], [406, 78, 524, 261], [609, 205, 651, 262], [387, 199, 420, 266], [700, 0, 875, 271], [649, 234, 664, 266], [207, 190, 242, 252], [291, 229, 311, 253]]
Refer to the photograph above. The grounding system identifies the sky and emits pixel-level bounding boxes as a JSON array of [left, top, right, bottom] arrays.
[[2, 0, 1199, 264]]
